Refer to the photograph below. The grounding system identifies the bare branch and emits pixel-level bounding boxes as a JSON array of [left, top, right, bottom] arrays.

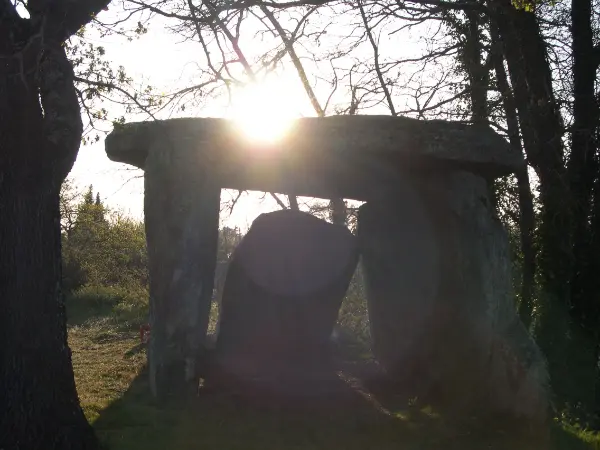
[[74, 76, 158, 120], [260, 5, 324, 116], [357, 0, 396, 115], [228, 190, 245, 214], [270, 192, 288, 209]]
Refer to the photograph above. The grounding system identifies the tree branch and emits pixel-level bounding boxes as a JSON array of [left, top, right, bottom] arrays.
[[270, 192, 288, 209], [73, 76, 157, 120], [260, 5, 324, 116], [31, 0, 111, 41], [39, 43, 82, 181], [126, 0, 198, 23], [358, 0, 396, 115]]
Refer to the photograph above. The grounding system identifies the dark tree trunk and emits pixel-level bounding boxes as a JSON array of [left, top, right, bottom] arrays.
[[590, 171, 600, 421], [492, 2, 570, 300], [514, 168, 536, 325], [0, 19, 98, 449], [569, 0, 600, 419], [490, 0, 574, 407], [329, 197, 347, 226], [0, 181, 98, 450], [490, 20, 536, 327], [288, 194, 299, 210], [464, 9, 488, 125], [567, 0, 600, 331]]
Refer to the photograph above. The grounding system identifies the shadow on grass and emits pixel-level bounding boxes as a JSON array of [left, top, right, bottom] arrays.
[[94, 365, 439, 450], [66, 295, 119, 327], [340, 359, 597, 450], [66, 287, 148, 331], [91, 339, 584, 450]]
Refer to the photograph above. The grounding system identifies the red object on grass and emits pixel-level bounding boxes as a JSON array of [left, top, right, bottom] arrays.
[[140, 324, 151, 344]]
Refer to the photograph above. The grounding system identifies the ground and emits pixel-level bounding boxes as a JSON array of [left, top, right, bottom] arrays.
[[68, 294, 600, 450]]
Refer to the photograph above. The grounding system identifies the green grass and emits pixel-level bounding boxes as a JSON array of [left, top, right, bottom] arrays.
[[67, 287, 600, 450]]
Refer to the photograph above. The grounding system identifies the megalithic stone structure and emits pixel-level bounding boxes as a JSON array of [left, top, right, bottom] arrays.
[[104, 115, 547, 421]]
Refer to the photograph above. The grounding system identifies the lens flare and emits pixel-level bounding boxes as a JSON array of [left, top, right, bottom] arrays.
[[230, 80, 296, 144]]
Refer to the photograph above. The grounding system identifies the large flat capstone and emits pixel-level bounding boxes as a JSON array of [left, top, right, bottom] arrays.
[[105, 116, 523, 200]]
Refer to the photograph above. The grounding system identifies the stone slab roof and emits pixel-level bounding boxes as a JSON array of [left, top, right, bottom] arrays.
[[105, 116, 523, 200]]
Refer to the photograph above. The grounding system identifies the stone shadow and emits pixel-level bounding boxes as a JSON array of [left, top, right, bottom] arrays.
[[92, 337, 570, 450]]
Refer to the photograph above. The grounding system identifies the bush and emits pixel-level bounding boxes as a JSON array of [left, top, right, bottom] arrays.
[[61, 184, 148, 290], [337, 265, 371, 345], [61, 183, 150, 329]]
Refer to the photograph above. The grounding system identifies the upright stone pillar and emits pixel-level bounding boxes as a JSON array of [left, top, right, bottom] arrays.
[[356, 177, 442, 396], [358, 170, 549, 420], [214, 210, 359, 395], [144, 138, 221, 400]]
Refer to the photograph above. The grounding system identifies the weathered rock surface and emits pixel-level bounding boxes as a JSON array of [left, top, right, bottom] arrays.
[[358, 170, 549, 421], [214, 209, 359, 392], [357, 177, 441, 393], [143, 136, 221, 400], [105, 116, 523, 201]]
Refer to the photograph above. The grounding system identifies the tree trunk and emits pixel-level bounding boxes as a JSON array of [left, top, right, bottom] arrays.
[[490, 20, 536, 327], [490, 0, 573, 407], [329, 198, 347, 226], [0, 177, 98, 449], [567, 0, 600, 330], [288, 194, 300, 210], [590, 171, 600, 422], [464, 9, 488, 125], [515, 168, 536, 325], [0, 29, 98, 448], [492, 1, 570, 301]]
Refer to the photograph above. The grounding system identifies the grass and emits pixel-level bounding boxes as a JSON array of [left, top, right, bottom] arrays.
[[67, 287, 600, 450]]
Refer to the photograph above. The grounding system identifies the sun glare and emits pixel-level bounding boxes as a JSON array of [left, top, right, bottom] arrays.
[[230, 80, 297, 144]]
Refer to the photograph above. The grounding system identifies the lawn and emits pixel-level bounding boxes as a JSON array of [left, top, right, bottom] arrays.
[[68, 296, 600, 450]]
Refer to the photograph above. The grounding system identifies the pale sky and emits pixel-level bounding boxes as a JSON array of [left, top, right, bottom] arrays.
[[67, 2, 448, 228]]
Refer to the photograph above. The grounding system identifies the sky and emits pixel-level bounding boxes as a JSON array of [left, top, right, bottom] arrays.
[[67, 11, 322, 227], [69, 37, 286, 227], [66, 2, 437, 228]]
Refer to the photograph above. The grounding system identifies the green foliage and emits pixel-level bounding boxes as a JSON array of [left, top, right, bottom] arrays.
[[61, 182, 148, 300], [337, 265, 370, 345], [217, 226, 243, 263], [511, 0, 558, 12]]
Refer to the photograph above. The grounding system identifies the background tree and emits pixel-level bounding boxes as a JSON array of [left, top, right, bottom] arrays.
[[61, 184, 148, 294]]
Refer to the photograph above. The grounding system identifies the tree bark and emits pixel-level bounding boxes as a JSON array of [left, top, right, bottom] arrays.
[[0, 18, 98, 449], [464, 9, 488, 125], [567, 0, 600, 330], [288, 194, 300, 210], [0, 181, 98, 450], [329, 198, 347, 226], [490, 0, 573, 407], [491, 1, 570, 302]]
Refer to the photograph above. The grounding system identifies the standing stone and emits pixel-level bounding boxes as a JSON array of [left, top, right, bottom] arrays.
[[144, 137, 221, 400], [214, 209, 359, 393], [358, 170, 549, 421], [356, 177, 441, 397]]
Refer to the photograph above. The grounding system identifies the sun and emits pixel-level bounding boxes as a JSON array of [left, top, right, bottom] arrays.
[[229, 79, 297, 144]]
